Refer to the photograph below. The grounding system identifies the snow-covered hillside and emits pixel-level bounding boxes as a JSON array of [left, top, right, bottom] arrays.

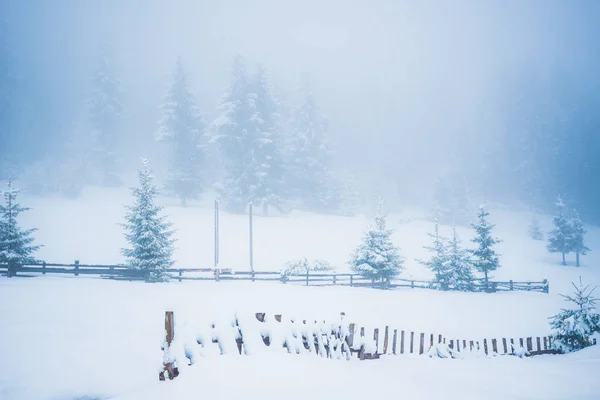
[[1, 188, 599, 399]]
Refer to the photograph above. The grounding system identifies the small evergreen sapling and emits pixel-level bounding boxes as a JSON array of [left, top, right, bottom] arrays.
[[447, 227, 474, 291], [121, 159, 176, 282], [569, 210, 589, 267], [418, 217, 452, 290], [547, 195, 573, 265], [470, 205, 501, 290], [0, 178, 42, 274], [528, 216, 544, 241], [549, 277, 600, 352], [349, 199, 403, 285]]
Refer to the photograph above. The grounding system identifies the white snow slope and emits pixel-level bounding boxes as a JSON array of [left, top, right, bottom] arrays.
[[1, 187, 600, 400]]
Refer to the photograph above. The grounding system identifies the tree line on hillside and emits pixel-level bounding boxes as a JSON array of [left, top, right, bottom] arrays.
[[12, 50, 355, 217]]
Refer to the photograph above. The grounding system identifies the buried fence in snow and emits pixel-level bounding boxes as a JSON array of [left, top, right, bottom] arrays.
[[158, 310, 591, 381], [0, 262, 549, 294]]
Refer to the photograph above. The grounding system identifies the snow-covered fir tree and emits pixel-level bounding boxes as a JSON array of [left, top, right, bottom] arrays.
[[418, 216, 452, 290], [157, 59, 206, 206], [283, 257, 333, 276], [349, 199, 403, 284], [447, 227, 475, 291], [286, 78, 335, 212], [121, 159, 175, 282], [0, 178, 42, 272], [550, 277, 600, 353], [569, 210, 590, 267], [470, 205, 501, 289], [547, 195, 573, 265], [87, 45, 124, 187], [528, 216, 544, 241], [212, 56, 287, 215]]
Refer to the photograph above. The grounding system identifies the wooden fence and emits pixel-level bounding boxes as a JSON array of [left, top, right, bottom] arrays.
[[0, 262, 549, 293], [159, 310, 591, 380]]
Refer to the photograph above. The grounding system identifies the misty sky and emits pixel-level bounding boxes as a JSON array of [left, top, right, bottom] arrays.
[[2, 0, 600, 215]]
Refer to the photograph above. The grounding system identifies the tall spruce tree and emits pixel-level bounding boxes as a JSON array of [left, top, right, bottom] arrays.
[[157, 59, 206, 206], [418, 216, 452, 290], [547, 195, 573, 265], [88, 45, 124, 187], [447, 227, 474, 291], [569, 210, 590, 267], [212, 57, 286, 214], [349, 199, 403, 284], [212, 55, 253, 213], [0, 178, 42, 275], [121, 159, 175, 282], [286, 79, 334, 212], [470, 205, 501, 289]]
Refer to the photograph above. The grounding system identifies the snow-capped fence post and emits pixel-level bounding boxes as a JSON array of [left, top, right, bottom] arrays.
[[347, 323, 356, 347], [306, 270, 309, 286], [333, 274, 336, 285], [536, 337, 541, 352], [483, 339, 488, 355], [178, 269, 182, 282], [509, 280, 513, 290], [411, 280, 415, 289], [42, 261, 46, 275], [350, 275, 353, 287], [159, 310, 179, 381], [543, 279, 549, 293], [373, 328, 379, 351], [74, 260, 79, 276], [491, 339, 498, 354], [526, 337, 533, 353]]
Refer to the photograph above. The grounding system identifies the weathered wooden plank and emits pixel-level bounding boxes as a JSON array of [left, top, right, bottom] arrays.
[[536, 337, 541, 352], [526, 337, 533, 352], [410, 331, 414, 353], [419, 333, 425, 354], [383, 326, 389, 354], [400, 330, 405, 354], [392, 329, 398, 355], [492, 339, 498, 354], [483, 339, 488, 355], [502, 338, 508, 354]]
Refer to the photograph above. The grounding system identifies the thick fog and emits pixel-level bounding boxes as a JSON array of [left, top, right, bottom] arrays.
[[1, 0, 600, 220]]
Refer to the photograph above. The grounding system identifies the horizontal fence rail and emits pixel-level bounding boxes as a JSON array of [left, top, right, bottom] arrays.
[[0, 262, 549, 293]]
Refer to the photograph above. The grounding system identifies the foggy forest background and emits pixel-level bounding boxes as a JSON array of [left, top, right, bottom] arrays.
[[1, 0, 600, 223]]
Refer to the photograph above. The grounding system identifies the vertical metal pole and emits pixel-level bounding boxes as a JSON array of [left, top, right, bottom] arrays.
[[214, 200, 220, 270], [249, 202, 254, 277]]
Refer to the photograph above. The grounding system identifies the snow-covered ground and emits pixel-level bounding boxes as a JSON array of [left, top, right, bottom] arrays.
[[2, 188, 600, 399]]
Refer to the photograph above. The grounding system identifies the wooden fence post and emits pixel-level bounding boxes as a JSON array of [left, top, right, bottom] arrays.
[[159, 311, 179, 381], [438, 334, 442, 344], [42, 261, 47, 275], [462, 340, 467, 350], [383, 326, 389, 354], [483, 339, 488, 355], [430, 334, 434, 348], [348, 323, 356, 347], [411, 280, 415, 289], [491, 339, 498, 354], [449, 339, 454, 349], [469, 340, 474, 351], [306, 270, 309, 287], [536, 337, 541, 352], [543, 336, 548, 351], [419, 333, 425, 354], [392, 329, 398, 354], [74, 260, 80, 276], [178, 269, 182, 282], [543, 279, 549, 294], [350, 275, 353, 287], [509, 280, 513, 290], [526, 337, 533, 353], [502, 338, 508, 354], [400, 331, 405, 354], [373, 328, 379, 352], [410, 332, 414, 353]]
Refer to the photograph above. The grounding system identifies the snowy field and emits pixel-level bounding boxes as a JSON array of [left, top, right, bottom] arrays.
[[2, 187, 600, 399]]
